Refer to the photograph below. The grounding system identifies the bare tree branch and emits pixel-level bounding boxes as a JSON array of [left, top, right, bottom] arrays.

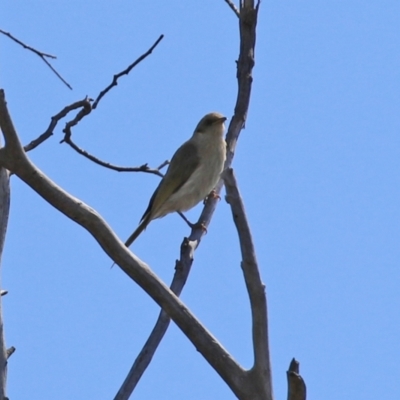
[[0, 29, 72, 90], [59, 99, 163, 177], [224, 168, 273, 400], [62, 137, 165, 177], [92, 34, 164, 109], [224, 0, 259, 159], [0, 29, 56, 59], [24, 99, 90, 152], [115, 1, 261, 398], [0, 88, 253, 400], [224, 0, 240, 17], [25, 97, 165, 176], [0, 113, 10, 399], [287, 359, 307, 400], [24, 35, 165, 176], [114, 239, 196, 400]]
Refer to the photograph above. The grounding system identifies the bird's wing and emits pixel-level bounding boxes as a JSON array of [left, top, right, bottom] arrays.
[[140, 140, 200, 221]]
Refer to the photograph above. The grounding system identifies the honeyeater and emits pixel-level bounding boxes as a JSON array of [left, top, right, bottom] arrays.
[[124, 112, 227, 247]]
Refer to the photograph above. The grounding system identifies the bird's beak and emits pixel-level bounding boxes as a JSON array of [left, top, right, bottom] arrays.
[[215, 117, 227, 124]]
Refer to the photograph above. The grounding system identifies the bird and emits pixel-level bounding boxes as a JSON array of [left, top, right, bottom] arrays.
[[124, 112, 227, 247]]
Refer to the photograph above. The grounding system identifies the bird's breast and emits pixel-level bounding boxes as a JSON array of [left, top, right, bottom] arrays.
[[156, 138, 225, 217]]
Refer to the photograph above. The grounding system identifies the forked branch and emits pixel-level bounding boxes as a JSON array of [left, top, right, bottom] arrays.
[[23, 35, 166, 177], [0, 29, 72, 89], [24, 99, 90, 152]]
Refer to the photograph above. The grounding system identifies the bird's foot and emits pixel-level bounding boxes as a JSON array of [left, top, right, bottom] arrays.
[[189, 221, 208, 234], [203, 189, 221, 204]]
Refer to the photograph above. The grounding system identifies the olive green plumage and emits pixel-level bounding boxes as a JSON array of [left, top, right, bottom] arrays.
[[125, 112, 227, 247]]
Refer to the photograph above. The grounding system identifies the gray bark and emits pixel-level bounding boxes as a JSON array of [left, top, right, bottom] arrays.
[[0, 130, 10, 399]]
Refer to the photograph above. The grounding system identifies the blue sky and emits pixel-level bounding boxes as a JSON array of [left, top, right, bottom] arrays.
[[2, 1, 400, 399]]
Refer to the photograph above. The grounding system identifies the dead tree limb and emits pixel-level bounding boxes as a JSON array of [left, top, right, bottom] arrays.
[[0, 115, 10, 399], [224, 168, 273, 400]]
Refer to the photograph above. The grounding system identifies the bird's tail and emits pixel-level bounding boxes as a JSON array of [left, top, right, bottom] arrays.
[[124, 214, 151, 248]]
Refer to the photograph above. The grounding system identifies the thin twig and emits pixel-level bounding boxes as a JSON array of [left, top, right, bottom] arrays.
[[24, 35, 164, 175], [64, 139, 164, 176], [0, 29, 56, 59], [156, 160, 169, 170], [224, 0, 240, 17], [35, 54, 72, 90], [57, 99, 164, 176], [25, 95, 165, 175], [24, 99, 90, 152], [60, 98, 93, 136], [0, 29, 72, 90], [25, 35, 165, 174], [92, 34, 164, 109]]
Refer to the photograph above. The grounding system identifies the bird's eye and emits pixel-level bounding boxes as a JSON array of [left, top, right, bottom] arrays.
[[207, 117, 221, 126]]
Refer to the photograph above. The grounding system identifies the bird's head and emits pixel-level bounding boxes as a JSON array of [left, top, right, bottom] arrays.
[[194, 112, 227, 137]]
